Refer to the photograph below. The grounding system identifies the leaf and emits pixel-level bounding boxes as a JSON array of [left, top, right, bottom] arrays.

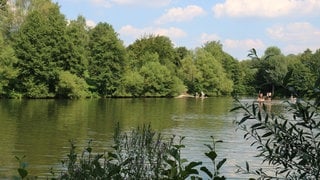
[[107, 152, 117, 159], [252, 103, 256, 116], [262, 131, 273, 138], [205, 151, 217, 162], [86, 147, 92, 153], [230, 106, 243, 112], [200, 166, 213, 178], [251, 123, 262, 129], [186, 161, 202, 170], [204, 144, 213, 151], [216, 158, 227, 170], [18, 168, 28, 179], [239, 115, 251, 125], [257, 111, 262, 121], [246, 161, 250, 172]]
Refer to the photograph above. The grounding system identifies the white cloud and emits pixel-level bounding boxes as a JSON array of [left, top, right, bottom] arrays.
[[224, 39, 265, 49], [90, 0, 171, 7], [156, 5, 206, 24], [213, 0, 320, 18], [197, 33, 265, 59], [267, 22, 320, 42], [113, 0, 171, 6], [119, 25, 187, 45], [86, 20, 97, 28], [199, 33, 220, 45], [223, 39, 266, 59], [267, 22, 320, 54]]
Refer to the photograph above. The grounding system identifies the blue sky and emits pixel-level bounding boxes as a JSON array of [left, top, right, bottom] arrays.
[[52, 0, 320, 60]]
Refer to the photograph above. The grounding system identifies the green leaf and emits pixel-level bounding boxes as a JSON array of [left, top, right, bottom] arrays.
[[107, 152, 117, 159], [205, 151, 217, 162], [262, 131, 273, 138], [86, 147, 92, 153], [216, 158, 227, 170], [239, 115, 250, 125], [230, 106, 243, 112], [251, 123, 262, 129], [246, 161, 250, 172], [186, 161, 202, 170], [200, 166, 213, 178], [18, 168, 28, 179]]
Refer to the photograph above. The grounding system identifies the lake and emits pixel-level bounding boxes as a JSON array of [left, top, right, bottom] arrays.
[[0, 97, 283, 179]]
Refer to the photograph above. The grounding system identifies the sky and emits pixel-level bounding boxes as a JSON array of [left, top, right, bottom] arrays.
[[52, 0, 320, 60]]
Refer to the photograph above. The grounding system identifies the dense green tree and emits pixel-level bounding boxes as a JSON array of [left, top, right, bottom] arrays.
[[178, 53, 201, 94], [202, 41, 241, 94], [0, 33, 18, 97], [262, 46, 288, 95], [88, 22, 127, 97], [194, 49, 233, 95], [127, 35, 177, 73], [13, 1, 67, 98], [63, 15, 89, 77], [125, 35, 186, 97], [284, 49, 319, 97], [249, 47, 288, 96], [286, 61, 314, 97], [306, 49, 320, 75], [236, 60, 257, 95], [140, 61, 185, 97], [115, 70, 144, 97], [56, 71, 90, 98], [174, 46, 189, 68]]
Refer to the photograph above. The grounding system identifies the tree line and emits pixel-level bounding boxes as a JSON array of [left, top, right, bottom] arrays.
[[0, 0, 319, 99]]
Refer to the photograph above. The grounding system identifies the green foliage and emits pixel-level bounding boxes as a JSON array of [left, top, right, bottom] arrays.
[[88, 22, 127, 97], [13, 2, 66, 98], [232, 49, 320, 178], [200, 136, 226, 180], [232, 97, 320, 179], [56, 71, 90, 98], [140, 61, 185, 97], [286, 61, 315, 97], [127, 35, 177, 72], [116, 70, 144, 97], [63, 15, 89, 77], [178, 53, 201, 94], [194, 49, 233, 95], [1, 0, 319, 98], [0, 33, 18, 97], [162, 136, 202, 180]]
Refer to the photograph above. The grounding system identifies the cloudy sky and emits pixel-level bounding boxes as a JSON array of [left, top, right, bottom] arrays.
[[52, 0, 320, 60]]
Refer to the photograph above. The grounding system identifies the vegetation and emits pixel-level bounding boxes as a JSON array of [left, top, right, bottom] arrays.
[[0, 0, 319, 98], [15, 124, 227, 179], [231, 51, 320, 179]]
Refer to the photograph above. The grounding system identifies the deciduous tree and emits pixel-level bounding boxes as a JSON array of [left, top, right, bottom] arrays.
[[88, 22, 127, 97]]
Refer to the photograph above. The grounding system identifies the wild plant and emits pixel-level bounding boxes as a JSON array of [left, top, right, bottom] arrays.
[[231, 97, 320, 179]]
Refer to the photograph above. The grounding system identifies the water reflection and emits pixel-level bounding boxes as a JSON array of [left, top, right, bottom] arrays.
[[0, 97, 284, 179]]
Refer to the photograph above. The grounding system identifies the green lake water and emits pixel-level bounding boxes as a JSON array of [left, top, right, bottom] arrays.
[[0, 97, 284, 179]]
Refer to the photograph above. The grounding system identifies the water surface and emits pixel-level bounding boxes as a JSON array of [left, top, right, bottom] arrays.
[[0, 97, 284, 179]]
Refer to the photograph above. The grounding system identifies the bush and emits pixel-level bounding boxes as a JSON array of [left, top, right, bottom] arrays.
[[232, 96, 320, 179]]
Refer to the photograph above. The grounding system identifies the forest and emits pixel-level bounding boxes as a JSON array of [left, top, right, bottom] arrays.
[[1, 0, 319, 99]]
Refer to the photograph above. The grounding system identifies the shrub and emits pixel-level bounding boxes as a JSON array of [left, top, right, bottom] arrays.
[[232, 96, 320, 179]]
